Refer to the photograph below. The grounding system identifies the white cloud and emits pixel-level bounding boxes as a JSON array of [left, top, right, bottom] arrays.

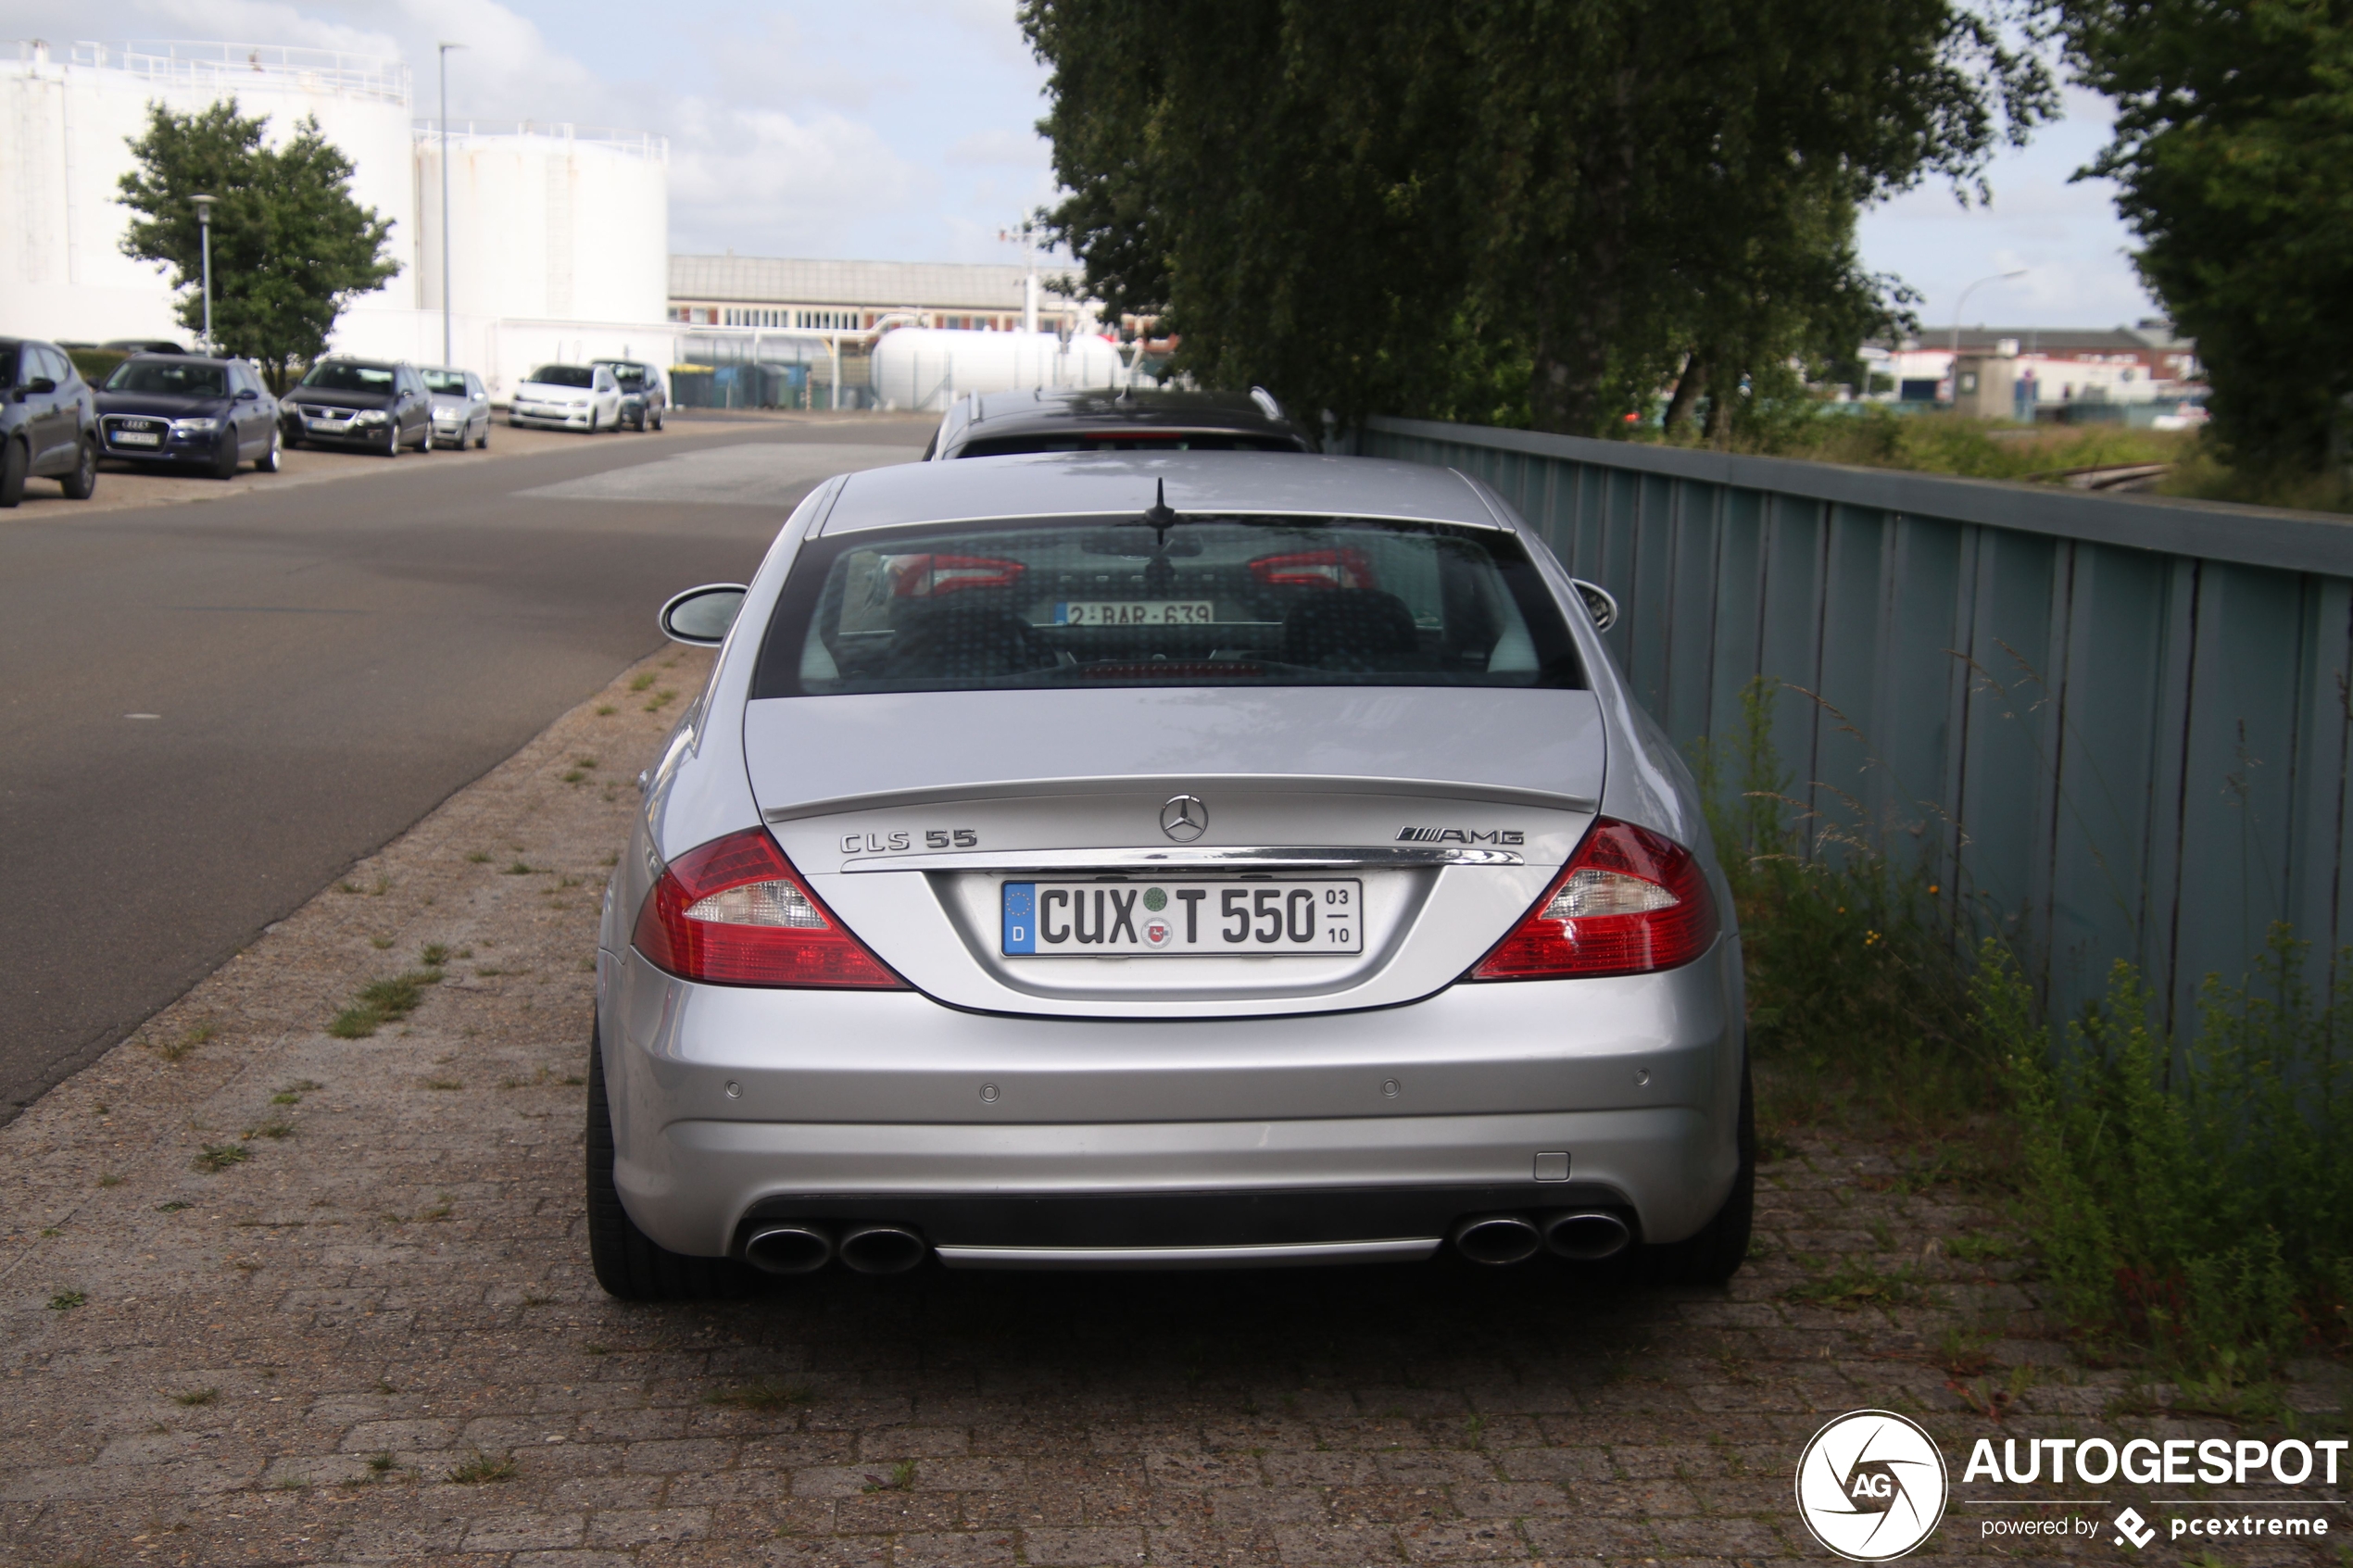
[[665, 97, 925, 254], [945, 126, 1048, 168]]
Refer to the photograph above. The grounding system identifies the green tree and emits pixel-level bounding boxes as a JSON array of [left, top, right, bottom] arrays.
[[1024, 2, 2050, 437], [118, 100, 400, 393], [2058, 0, 2353, 480]]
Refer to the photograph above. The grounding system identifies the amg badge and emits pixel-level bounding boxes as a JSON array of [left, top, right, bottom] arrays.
[[1396, 826, 1525, 846]]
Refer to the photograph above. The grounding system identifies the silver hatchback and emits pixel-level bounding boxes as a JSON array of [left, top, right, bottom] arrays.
[[592, 451, 1751, 1298]]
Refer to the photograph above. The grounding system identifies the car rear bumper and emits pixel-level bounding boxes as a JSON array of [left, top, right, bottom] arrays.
[[598, 944, 1743, 1262]]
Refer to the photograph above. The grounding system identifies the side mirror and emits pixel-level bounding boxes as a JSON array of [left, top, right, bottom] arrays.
[[659, 583, 749, 646], [24, 377, 57, 396], [236, 387, 259, 400], [1571, 579, 1619, 633]]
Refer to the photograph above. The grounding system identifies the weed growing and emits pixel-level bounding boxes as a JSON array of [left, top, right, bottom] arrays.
[[704, 1380, 814, 1411], [47, 1290, 85, 1311], [1982, 934, 2353, 1395], [326, 970, 442, 1039], [173, 1386, 219, 1406], [444, 1450, 517, 1484], [1692, 679, 1989, 1130], [192, 1143, 250, 1173], [152, 1021, 217, 1063]]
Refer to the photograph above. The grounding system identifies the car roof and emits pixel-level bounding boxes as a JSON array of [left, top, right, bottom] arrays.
[[816, 451, 1502, 536], [947, 386, 1303, 445], [122, 353, 238, 366]]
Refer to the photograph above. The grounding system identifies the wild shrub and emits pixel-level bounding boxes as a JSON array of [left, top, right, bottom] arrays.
[[1983, 932, 2353, 1390], [1692, 678, 1986, 1126]]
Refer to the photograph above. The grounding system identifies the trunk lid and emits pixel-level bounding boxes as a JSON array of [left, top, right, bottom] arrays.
[[745, 686, 1604, 1018]]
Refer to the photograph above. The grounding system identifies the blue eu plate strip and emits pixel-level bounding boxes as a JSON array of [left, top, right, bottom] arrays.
[[1001, 883, 1036, 954]]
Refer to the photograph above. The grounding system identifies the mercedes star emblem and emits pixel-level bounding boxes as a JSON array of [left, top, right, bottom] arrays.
[[1160, 794, 1209, 843]]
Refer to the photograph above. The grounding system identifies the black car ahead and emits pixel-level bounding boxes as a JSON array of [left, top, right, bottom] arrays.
[[592, 358, 667, 431], [283, 358, 434, 455], [0, 336, 101, 508], [95, 354, 282, 478], [922, 386, 1315, 459]]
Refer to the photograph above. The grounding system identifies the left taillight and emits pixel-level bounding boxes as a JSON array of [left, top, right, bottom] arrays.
[[632, 827, 906, 988], [1469, 818, 1718, 982]]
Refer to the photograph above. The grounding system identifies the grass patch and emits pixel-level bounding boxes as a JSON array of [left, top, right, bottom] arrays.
[[502, 859, 537, 876], [97, 1173, 123, 1188], [422, 1078, 462, 1092], [48, 1290, 85, 1311], [157, 1200, 192, 1213], [1784, 1258, 1930, 1311], [326, 970, 442, 1038], [464, 850, 491, 864], [862, 1459, 918, 1492], [244, 1119, 296, 1141], [174, 1386, 220, 1406], [596, 704, 618, 716], [704, 1380, 813, 1411], [444, 1450, 517, 1484], [192, 1143, 250, 1173], [152, 1021, 217, 1063], [645, 688, 677, 712], [629, 671, 656, 692]]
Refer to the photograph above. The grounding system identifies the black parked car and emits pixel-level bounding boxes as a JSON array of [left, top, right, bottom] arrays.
[[95, 354, 282, 478], [592, 358, 667, 431], [921, 386, 1315, 459], [0, 336, 101, 508], [283, 358, 434, 455]]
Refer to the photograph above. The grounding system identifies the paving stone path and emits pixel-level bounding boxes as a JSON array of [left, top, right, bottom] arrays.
[[1, 651, 2342, 1566]]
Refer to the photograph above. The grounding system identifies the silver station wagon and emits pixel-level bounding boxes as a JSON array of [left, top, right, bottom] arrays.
[[591, 451, 1751, 1298]]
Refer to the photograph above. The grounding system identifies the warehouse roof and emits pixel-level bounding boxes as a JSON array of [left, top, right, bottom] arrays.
[[668, 256, 1081, 310]]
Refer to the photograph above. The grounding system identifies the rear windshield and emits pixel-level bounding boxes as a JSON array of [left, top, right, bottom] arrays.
[[529, 364, 595, 388], [598, 362, 648, 388], [301, 362, 395, 392], [422, 370, 469, 395], [752, 515, 1582, 697], [955, 433, 1306, 458], [107, 360, 228, 396]]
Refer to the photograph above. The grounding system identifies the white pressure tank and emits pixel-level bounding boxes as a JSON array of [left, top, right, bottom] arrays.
[[870, 328, 1125, 412]]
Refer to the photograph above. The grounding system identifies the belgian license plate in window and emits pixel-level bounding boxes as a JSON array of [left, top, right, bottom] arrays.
[[1002, 880, 1362, 956], [1051, 600, 1215, 627]]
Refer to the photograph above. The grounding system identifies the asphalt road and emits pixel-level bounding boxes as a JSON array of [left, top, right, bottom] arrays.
[[0, 417, 929, 1121]]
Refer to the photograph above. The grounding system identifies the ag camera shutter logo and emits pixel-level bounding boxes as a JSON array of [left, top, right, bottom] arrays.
[[1795, 1410, 1949, 1561]]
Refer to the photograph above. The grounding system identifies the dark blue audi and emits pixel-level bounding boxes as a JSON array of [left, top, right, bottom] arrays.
[[95, 354, 283, 478]]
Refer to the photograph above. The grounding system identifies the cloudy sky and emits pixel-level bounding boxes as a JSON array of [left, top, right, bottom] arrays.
[[3, 0, 2160, 329]]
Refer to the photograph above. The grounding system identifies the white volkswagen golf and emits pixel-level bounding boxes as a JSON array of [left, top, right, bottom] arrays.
[[591, 451, 1751, 1298]]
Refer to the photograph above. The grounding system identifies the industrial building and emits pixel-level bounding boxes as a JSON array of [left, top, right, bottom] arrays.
[[1, 39, 671, 397], [667, 256, 1090, 337], [1863, 322, 2202, 411]]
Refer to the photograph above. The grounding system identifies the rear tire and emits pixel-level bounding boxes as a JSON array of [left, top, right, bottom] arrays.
[[1642, 1057, 1755, 1286], [475, 422, 488, 450], [585, 1022, 749, 1300], [62, 436, 98, 498], [254, 426, 281, 474], [0, 438, 22, 508]]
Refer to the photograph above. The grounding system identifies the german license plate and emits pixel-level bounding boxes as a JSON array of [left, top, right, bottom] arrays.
[[1051, 600, 1214, 627], [307, 417, 347, 432], [1002, 880, 1361, 956], [112, 432, 159, 446]]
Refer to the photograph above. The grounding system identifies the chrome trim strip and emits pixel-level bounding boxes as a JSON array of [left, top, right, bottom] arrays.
[[934, 1238, 1442, 1271], [838, 845, 1523, 873]]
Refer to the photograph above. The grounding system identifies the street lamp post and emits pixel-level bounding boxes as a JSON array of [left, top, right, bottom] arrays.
[[438, 43, 465, 367], [1948, 269, 2028, 363], [190, 194, 217, 354]]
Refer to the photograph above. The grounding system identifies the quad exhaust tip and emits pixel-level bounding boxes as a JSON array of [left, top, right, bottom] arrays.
[[837, 1223, 929, 1275], [742, 1223, 834, 1275], [1452, 1213, 1542, 1266], [1542, 1210, 1631, 1261]]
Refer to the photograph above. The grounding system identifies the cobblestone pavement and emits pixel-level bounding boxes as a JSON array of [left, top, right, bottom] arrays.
[[1, 651, 2344, 1566]]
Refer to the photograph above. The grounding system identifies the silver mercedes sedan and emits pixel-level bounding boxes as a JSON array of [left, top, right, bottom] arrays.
[[591, 451, 1751, 1298]]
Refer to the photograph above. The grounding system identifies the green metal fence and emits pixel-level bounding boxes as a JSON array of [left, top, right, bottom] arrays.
[[1358, 415, 2353, 1026]]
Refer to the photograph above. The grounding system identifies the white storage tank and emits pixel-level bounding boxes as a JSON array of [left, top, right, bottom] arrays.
[[870, 327, 1124, 412], [0, 40, 417, 344]]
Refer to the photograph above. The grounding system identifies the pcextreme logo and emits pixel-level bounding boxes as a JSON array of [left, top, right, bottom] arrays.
[[1795, 1411, 1949, 1562]]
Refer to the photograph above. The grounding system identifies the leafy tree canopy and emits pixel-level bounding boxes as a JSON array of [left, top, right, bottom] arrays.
[[118, 99, 400, 393], [1023, 2, 2052, 438], [2058, 0, 2353, 478]]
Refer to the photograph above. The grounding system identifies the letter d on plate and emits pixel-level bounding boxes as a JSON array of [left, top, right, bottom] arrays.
[[1002, 884, 1036, 954]]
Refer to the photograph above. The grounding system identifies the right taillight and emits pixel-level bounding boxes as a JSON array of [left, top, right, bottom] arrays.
[[1469, 818, 1717, 981], [633, 827, 905, 988]]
